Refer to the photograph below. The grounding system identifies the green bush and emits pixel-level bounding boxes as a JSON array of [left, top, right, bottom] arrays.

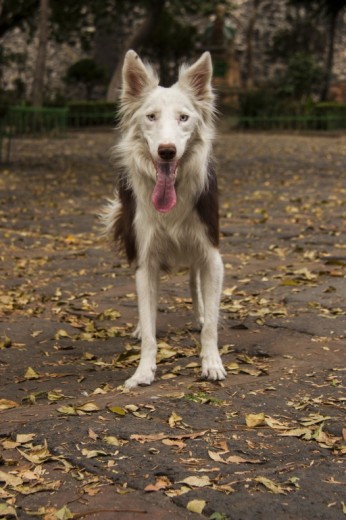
[[313, 102, 346, 130], [65, 59, 107, 99], [67, 101, 117, 127]]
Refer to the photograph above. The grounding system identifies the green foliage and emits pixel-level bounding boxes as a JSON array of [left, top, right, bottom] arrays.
[[270, 17, 325, 61], [140, 10, 197, 85], [67, 101, 116, 127], [65, 59, 107, 99], [314, 102, 346, 129], [239, 89, 281, 118], [278, 52, 322, 102]]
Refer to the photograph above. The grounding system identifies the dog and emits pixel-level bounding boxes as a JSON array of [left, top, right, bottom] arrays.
[[102, 49, 226, 388]]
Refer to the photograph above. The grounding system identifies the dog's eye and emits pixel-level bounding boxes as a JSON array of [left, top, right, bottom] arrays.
[[179, 114, 189, 122], [146, 113, 156, 121]]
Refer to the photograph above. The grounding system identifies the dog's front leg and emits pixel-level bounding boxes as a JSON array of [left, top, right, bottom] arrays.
[[125, 263, 159, 388], [200, 249, 226, 381]]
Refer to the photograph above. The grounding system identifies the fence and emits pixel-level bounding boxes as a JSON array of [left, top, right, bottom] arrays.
[[234, 114, 346, 132], [0, 106, 69, 162]]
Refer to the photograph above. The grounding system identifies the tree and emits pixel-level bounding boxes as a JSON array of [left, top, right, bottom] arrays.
[[65, 58, 107, 99], [244, 0, 262, 90], [106, 0, 166, 102], [279, 52, 322, 105], [289, 0, 346, 101], [31, 0, 49, 106], [105, 0, 230, 102]]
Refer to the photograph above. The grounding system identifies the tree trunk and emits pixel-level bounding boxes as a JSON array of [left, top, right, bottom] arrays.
[[320, 10, 338, 102], [106, 0, 165, 103], [244, 0, 261, 90], [32, 0, 49, 107]]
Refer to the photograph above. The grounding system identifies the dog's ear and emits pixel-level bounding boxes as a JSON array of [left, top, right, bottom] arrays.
[[122, 50, 158, 98], [178, 52, 213, 101]]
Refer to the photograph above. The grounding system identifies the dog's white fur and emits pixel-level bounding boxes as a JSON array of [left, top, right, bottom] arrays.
[[103, 50, 226, 388]]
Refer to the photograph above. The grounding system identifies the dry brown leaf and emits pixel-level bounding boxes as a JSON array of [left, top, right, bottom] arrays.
[[144, 476, 171, 492], [179, 475, 211, 487]]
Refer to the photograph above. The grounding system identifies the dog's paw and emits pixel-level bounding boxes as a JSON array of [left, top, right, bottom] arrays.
[[201, 354, 226, 381], [124, 366, 156, 389]]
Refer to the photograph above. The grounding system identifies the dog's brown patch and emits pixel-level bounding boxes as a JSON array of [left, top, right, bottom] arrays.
[[195, 164, 219, 247], [114, 178, 137, 263]]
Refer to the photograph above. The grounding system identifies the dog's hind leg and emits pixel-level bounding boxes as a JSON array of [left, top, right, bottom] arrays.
[[125, 263, 159, 388], [189, 267, 204, 329], [199, 248, 226, 381]]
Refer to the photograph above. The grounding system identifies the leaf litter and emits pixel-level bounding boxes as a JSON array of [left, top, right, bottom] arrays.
[[0, 134, 345, 518]]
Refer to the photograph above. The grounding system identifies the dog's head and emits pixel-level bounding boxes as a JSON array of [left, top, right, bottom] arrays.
[[119, 50, 215, 213]]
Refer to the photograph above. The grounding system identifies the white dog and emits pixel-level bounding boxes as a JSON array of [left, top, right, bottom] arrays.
[[103, 50, 226, 388]]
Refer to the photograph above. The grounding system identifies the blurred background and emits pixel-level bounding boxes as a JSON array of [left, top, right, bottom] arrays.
[[0, 0, 345, 133]]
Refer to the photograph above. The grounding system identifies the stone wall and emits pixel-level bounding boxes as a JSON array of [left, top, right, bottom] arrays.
[[1, 0, 345, 102]]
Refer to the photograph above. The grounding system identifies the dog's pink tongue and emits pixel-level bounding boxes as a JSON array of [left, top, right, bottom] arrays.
[[152, 162, 177, 213]]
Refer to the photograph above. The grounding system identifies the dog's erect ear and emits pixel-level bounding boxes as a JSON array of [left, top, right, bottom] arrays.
[[178, 52, 213, 101], [122, 50, 158, 98]]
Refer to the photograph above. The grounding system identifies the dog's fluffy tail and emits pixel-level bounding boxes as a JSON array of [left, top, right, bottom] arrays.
[[100, 185, 137, 264], [99, 195, 121, 239]]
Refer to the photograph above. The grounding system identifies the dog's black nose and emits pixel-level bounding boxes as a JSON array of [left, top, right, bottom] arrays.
[[158, 144, 177, 161]]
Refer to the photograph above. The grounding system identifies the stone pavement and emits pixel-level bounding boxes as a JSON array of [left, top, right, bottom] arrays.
[[0, 132, 345, 520]]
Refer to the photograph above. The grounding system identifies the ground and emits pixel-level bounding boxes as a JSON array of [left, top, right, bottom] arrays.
[[0, 131, 345, 520]]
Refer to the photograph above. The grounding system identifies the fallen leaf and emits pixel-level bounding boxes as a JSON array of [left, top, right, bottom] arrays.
[[0, 469, 23, 487], [17, 440, 52, 464], [179, 475, 211, 487], [169, 412, 183, 428], [16, 433, 36, 444], [255, 476, 286, 494], [0, 503, 17, 518], [0, 399, 19, 410], [81, 448, 108, 459], [55, 505, 74, 519], [246, 413, 266, 428], [108, 406, 127, 416], [187, 499, 206, 514], [144, 476, 171, 492], [130, 430, 208, 443], [24, 367, 40, 380]]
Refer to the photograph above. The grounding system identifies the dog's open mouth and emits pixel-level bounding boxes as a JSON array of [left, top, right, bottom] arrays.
[[152, 161, 178, 213]]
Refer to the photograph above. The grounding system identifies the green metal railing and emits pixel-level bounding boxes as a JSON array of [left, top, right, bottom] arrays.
[[0, 106, 69, 162], [234, 115, 346, 131], [6, 106, 68, 134], [67, 111, 115, 127]]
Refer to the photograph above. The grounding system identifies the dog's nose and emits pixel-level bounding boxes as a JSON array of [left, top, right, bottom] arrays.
[[158, 144, 177, 161]]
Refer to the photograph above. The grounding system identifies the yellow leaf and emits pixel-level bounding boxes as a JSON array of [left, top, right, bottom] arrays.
[[81, 448, 107, 459], [0, 335, 12, 349], [104, 436, 121, 446], [187, 499, 206, 514], [168, 412, 182, 428], [0, 504, 18, 518], [24, 367, 40, 380], [17, 441, 52, 464], [77, 402, 100, 413], [16, 433, 36, 444], [255, 476, 286, 494], [245, 413, 265, 428], [54, 329, 71, 340], [0, 469, 23, 487], [55, 505, 74, 520], [108, 406, 126, 416], [0, 398, 19, 410], [57, 405, 77, 415]]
